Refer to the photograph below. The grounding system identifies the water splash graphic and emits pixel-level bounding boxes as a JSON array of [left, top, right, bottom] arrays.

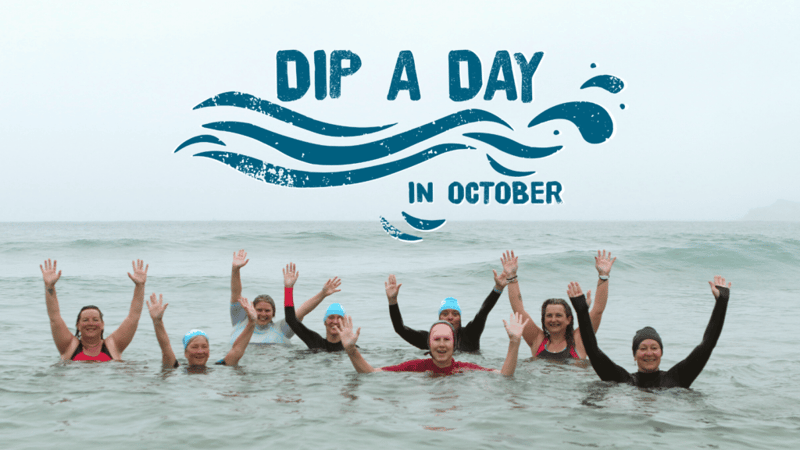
[[528, 102, 614, 144], [402, 212, 446, 232], [380, 217, 422, 242], [580, 75, 625, 94]]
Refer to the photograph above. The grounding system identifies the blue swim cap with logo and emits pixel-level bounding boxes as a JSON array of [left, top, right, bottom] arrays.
[[183, 329, 209, 350], [438, 297, 462, 315], [323, 303, 346, 323]]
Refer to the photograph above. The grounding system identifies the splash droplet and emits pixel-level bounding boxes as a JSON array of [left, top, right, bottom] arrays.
[[554, 130, 560, 135], [620, 104, 626, 109], [591, 63, 596, 68]]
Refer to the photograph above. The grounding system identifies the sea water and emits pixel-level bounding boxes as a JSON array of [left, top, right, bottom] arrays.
[[0, 221, 798, 449]]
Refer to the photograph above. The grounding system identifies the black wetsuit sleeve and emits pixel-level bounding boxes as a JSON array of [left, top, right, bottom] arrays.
[[665, 287, 729, 388], [459, 288, 502, 351], [570, 294, 633, 383], [285, 305, 328, 350], [389, 303, 429, 350]]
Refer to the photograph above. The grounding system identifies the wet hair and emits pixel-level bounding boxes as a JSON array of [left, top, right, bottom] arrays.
[[540, 299, 575, 351], [253, 295, 275, 313], [75, 305, 104, 339]]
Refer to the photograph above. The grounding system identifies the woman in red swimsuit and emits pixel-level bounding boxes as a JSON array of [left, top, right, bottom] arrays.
[[337, 313, 528, 376], [503, 250, 616, 361], [40, 258, 149, 361]]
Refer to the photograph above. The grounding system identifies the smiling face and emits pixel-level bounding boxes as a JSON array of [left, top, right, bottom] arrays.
[[184, 336, 210, 366], [253, 300, 275, 326], [76, 308, 104, 339], [438, 309, 462, 332], [428, 323, 455, 367], [325, 314, 343, 337], [634, 339, 662, 373], [543, 304, 572, 336]]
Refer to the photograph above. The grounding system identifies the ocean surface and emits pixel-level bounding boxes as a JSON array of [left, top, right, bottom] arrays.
[[1, 221, 798, 449]]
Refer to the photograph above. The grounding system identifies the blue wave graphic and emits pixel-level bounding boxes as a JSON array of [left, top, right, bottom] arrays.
[[174, 135, 226, 153], [463, 133, 562, 159], [527, 102, 614, 144], [380, 217, 422, 242], [199, 109, 510, 166], [194, 91, 395, 137], [401, 212, 446, 232], [486, 155, 536, 177], [193, 144, 473, 188], [580, 75, 625, 93]]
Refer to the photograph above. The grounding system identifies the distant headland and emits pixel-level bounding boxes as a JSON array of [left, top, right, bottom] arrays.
[[741, 200, 800, 221]]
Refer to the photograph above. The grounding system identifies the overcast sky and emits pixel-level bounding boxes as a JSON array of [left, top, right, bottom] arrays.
[[2, 1, 798, 222]]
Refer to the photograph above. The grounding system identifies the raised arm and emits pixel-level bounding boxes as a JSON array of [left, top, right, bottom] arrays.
[[337, 315, 380, 373], [500, 312, 529, 376], [283, 263, 327, 348], [106, 259, 148, 353], [224, 297, 256, 366], [568, 282, 632, 383], [296, 277, 341, 321], [587, 250, 616, 333], [666, 276, 731, 388], [502, 251, 542, 348], [40, 259, 76, 355], [385, 274, 429, 350], [230, 249, 249, 304], [147, 293, 176, 368], [461, 267, 507, 340]]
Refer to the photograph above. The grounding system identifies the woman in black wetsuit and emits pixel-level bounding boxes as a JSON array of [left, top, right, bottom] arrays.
[[567, 276, 731, 388], [282, 263, 347, 352], [383, 265, 510, 353]]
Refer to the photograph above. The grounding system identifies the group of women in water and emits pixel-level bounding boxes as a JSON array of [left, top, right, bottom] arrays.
[[40, 248, 731, 388]]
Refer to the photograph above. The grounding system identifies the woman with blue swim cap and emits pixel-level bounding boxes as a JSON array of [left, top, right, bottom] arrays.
[[282, 263, 348, 352], [384, 264, 510, 352], [147, 293, 257, 368], [229, 249, 341, 345]]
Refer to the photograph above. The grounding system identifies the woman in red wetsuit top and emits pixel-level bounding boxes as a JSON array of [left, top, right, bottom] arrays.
[[40, 259, 149, 362], [503, 250, 616, 361], [336, 313, 528, 376]]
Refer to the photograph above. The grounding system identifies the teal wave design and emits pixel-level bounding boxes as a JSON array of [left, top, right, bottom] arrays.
[[200, 109, 510, 166], [194, 91, 395, 137], [401, 212, 446, 232], [380, 217, 422, 242], [193, 143, 473, 188]]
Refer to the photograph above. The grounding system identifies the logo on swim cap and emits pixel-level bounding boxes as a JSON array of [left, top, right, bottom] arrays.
[[183, 329, 209, 350], [323, 303, 346, 323], [438, 297, 461, 315]]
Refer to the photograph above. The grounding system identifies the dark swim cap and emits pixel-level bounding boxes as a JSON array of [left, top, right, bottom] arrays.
[[632, 326, 663, 355]]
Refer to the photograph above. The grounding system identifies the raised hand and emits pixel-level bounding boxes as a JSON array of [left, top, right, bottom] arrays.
[[127, 259, 149, 285], [493, 269, 509, 289], [238, 297, 256, 321], [283, 263, 299, 288], [709, 275, 731, 299], [335, 315, 361, 351], [567, 281, 584, 299], [40, 259, 61, 287], [595, 250, 616, 277], [501, 250, 518, 276], [385, 274, 402, 302], [503, 312, 529, 342], [321, 277, 342, 297], [147, 293, 168, 321], [232, 249, 249, 270]]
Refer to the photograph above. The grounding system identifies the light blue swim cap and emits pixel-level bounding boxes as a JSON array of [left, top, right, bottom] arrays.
[[183, 329, 209, 350], [438, 297, 462, 315], [323, 303, 346, 323]]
